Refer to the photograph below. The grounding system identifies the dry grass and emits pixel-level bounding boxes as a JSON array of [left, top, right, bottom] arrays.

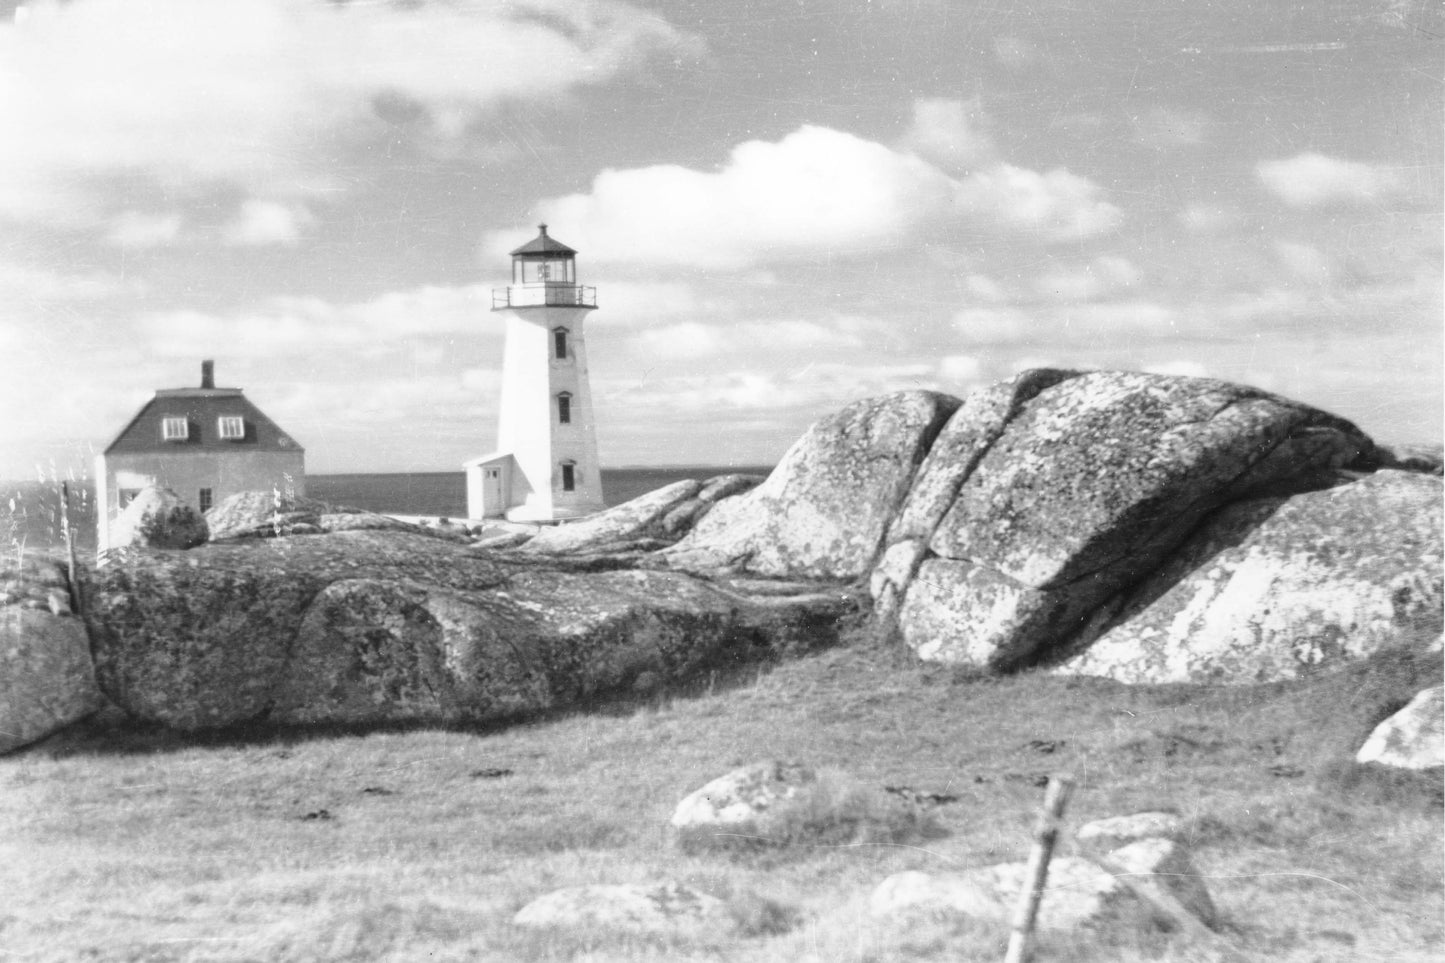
[[2, 632, 1441, 962]]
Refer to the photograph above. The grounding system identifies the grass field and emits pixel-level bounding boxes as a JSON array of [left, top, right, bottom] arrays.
[[2, 628, 1440, 962]]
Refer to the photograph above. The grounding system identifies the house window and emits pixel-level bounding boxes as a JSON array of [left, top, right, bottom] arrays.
[[218, 416, 245, 440], [199, 488, 213, 513], [119, 489, 140, 508], [161, 417, 189, 441], [553, 328, 569, 360], [557, 392, 572, 424], [561, 462, 576, 492]]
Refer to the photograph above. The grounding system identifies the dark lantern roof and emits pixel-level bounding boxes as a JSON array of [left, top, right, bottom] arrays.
[[509, 223, 577, 258]]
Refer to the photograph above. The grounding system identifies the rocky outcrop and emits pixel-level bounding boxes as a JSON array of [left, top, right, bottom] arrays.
[[1054, 470, 1443, 683], [35, 369, 1439, 743], [1, 556, 106, 753], [108, 487, 208, 550], [520, 473, 762, 556], [1356, 685, 1444, 769], [664, 391, 959, 579], [83, 531, 857, 730], [880, 371, 1373, 670]]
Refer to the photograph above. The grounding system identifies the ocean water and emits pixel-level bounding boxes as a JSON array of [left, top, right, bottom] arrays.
[[301, 466, 775, 519], [3, 467, 772, 553]]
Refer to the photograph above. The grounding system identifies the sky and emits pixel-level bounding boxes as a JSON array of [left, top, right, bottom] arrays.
[[0, 0, 1440, 479]]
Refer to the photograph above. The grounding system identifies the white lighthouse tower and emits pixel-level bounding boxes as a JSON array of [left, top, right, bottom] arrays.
[[465, 225, 605, 522]]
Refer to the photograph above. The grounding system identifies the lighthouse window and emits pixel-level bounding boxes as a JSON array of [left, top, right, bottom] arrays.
[[553, 328, 569, 360], [557, 393, 572, 424], [561, 463, 576, 491]]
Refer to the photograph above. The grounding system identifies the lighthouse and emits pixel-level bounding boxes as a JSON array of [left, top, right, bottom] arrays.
[[465, 225, 605, 522]]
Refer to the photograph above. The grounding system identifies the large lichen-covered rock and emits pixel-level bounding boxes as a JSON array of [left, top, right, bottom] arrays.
[[519, 474, 762, 556], [887, 371, 1372, 670], [1356, 685, 1444, 770], [664, 391, 959, 580], [266, 568, 835, 726], [0, 556, 105, 753], [83, 530, 857, 730], [871, 370, 1081, 625], [1054, 470, 1442, 684], [84, 531, 511, 729], [204, 491, 450, 542], [108, 486, 208, 550]]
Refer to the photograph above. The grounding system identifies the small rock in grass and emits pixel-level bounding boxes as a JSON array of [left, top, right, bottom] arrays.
[[1076, 811, 1183, 850], [1356, 685, 1444, 770], [671, 760, 817, 830], [513, 882, 731, 935]]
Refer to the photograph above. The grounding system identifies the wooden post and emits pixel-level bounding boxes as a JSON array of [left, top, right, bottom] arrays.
[[1004, 774, 1075, 963], [60, 481, 82, 614]]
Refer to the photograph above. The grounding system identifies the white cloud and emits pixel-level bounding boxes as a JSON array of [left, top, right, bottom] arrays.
[[518, 125, 958, 270], [1033, 256, 1141, 302], [964, 274, 1011, 303], [1178, 202, 1243, 233], [624, 316, 864, 360], [937, 354, 983, 383], [0, 0, 701, 225], [899, 97, 998, 172], [139, 284, 492, 358], [954, 164, 1123, 242], [107, 211, 185, 249], [0, 262, 145, 304], [501, 121, 1121, 269], [222, 200, 314, 247], [1273, 241, 1334, 284], [1144, 360, 1210, 378], [953, 306, 1034, 344], [1256, 153, 1405, 207], [954, 299, 1176, 345]]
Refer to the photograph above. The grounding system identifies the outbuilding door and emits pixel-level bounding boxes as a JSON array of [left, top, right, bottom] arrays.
[[482, 467, 504, 516]]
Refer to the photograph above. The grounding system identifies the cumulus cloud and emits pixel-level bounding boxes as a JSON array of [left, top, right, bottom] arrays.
[[107, 212, 185, 249], [499, 119, 1121, 269], [1144, 360, 1210, 378], [222, 200, 314, 247], [1033, 256, 1141, 302], [516, 125, 958, 270], [954, 163, 1122, 242], [899, 97, 998, 172], [0, 0, 701, 225], [1256, 153, 1405, 207]]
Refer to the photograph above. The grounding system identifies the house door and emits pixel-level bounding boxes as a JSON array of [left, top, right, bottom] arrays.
[[483, 468, 504, 516]]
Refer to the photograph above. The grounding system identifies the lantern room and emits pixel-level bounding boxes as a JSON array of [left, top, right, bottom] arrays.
[[493, 224, 597, 309]]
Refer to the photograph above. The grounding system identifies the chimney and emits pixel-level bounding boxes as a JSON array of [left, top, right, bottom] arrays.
[[201, 360, 215, 390]]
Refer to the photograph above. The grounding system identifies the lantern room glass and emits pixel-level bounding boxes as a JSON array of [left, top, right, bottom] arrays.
[[515, 256, 576, 285]]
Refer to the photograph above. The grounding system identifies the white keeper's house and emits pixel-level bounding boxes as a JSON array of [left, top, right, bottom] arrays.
[[95, 360, 305, 550], [465, 225, 605, 522]]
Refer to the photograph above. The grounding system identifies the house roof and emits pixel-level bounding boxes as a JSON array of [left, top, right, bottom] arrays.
[[509, 224, 577, 258], [103, 387, 303, 455]]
